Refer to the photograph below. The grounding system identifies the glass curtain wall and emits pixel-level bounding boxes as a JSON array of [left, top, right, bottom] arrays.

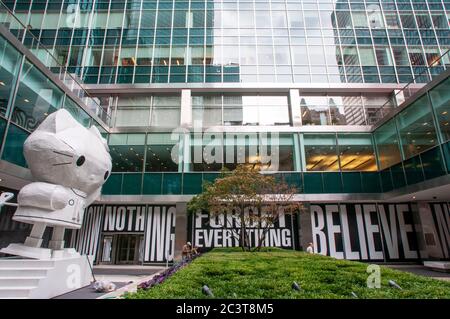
[[11, 60, 64, 132], [0, 34, 100, 168], [429, 77, 450, 143], [113, 95, 181, 127], [8, 0, 450, 84], [396, 95, 438, 159]]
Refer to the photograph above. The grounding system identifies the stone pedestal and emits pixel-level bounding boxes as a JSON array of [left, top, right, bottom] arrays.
[[0, 250, 94, 299], [1, 243, 52, 259]]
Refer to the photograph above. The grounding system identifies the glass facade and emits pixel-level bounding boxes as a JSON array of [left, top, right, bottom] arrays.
[[113, 95, 181, 127], [3, 0, 449, 85], [99, 71, 450, 194], [193, 94, 290, 126], [1, 0, 450, 197], [0, 32, 106, 169]]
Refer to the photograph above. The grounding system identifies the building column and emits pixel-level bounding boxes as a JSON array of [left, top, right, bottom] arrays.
[[174, 202, 188, 261], [180, 89, 192, 127], [298, 203, 312, 251], [393, 89, 405, 106], [289, 89, 302, 126]]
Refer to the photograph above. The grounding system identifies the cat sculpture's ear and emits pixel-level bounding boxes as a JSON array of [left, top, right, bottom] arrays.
[[89, 125, 110, 152], [34, 109, 80, 134]]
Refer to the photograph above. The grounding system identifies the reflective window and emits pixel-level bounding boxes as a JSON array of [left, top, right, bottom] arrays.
[[115, 96, 151, 127], [385, 13, 400, 28], [396, 95, 438, 159], [431, 14, 447, 29], [336, 11, 353, 28], [11, 1, 450, 86], [303, 134, 339, 171], [190, 132, 294, 172], [192, 95, 222, 126], [93, 12, 108, 28], [304, 11, 320, 28], [338, 134, 377, 171], [392, 47, 410, 66], [288, 11, 304, 28], [109, 134, 145, 172], [429, 77, 450, 142], [400, 14, 417, 29], [300, 96, 330, 125], [374, 120, 401, 170], [275, 134, 296, 172], [308, 46, 326, 65], [416, 14, 432, 29], [409, 47, 426, 66], [0, 36, 22, 117], [364, 95, 393, 125], [342, 47, 359, 65], [359, 48, 377, 65], [222, 94, 289, 126], [146, 133, 179, 172], [272, 11, 287, 28], [375, 47, 394, 66], [256, 95, 290, 126], [12, 60, 64, 132], [352, 12, 368, 28], [190, 133, 224, 172], [329, 96, 366, 125], [2, 124, 29, 167], [63, 97, 91, 128], [367, 4, 384, 28], [151, 96, 181, 127]]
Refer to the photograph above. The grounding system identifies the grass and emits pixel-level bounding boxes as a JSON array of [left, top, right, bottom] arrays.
[[127, 248, 450, 299]]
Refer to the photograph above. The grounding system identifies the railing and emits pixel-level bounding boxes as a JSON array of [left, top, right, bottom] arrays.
[[371, 49, 450, 127], [0, 1, 111, 126]]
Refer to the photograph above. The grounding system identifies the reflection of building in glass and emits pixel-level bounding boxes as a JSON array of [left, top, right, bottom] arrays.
[[4, 0, 449, 85], [300, 95, 372, 126]]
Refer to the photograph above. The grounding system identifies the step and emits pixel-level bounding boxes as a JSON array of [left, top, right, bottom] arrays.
[[0, 277, 43, 287], [0, 259, 54, 269], [424, 261, 450, 272], [0, 267, 51, 277], [0, 287, 36, 298]]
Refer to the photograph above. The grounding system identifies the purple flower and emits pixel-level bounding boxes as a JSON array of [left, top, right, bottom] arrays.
[[139, 253, 202, 291]]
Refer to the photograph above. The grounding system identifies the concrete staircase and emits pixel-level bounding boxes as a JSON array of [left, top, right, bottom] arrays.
[[0, 259, 54, 299]]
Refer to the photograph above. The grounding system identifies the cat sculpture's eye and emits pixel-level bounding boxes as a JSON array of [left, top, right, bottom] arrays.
[[76, 156, 85, 167]]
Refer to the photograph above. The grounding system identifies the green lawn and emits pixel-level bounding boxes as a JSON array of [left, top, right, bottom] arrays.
[[128, 248, 450, 299]]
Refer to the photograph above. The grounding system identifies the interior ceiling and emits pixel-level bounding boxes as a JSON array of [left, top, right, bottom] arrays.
[[388, 183, 450, 202]]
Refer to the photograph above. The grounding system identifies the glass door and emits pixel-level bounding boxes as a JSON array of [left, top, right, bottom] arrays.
[[116, 235, 137, 264], [100, 235, 113, 263], [115, 234, 144, 264]]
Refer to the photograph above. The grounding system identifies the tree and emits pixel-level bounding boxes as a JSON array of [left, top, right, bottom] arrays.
[[188, 164, 303, 252]]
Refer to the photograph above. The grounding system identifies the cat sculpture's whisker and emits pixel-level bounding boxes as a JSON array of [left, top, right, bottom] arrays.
[[52, 162, 73, 166], [53, 150, 73, 157]]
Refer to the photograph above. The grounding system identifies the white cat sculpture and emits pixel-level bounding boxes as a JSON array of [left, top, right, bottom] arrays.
[[1, 109, 112, 260]]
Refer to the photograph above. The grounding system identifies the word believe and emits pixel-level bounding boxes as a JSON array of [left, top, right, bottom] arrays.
[[311, 203, 419, 261]]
